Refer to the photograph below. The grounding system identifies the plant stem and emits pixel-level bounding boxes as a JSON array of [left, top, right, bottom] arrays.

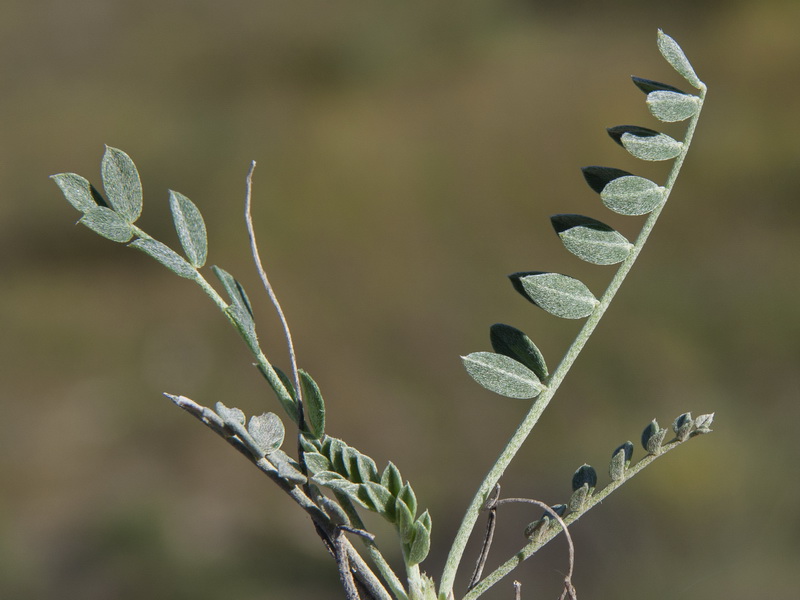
[[243, 161, 303, 407], [463, 436, 698, 599], [439, 86, 705, 600], [337, 495, 410, 600]]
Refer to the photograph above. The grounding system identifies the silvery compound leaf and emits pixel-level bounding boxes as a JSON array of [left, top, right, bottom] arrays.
[[129, 237, 197, 279], [247, 412, 285, 454], [299, 369, 325, 440], [101, 146, 142, 223], [647, 90, 700, 122], [407, 518, 431, 566], [510, 272, 598, 319], [571, 464, 597, 491], [52, 173, 103, 213], [608, 125, 683, 161], [631, 76, 686, 95], [551, 214, 632, 265], [581, 166, 632, 194], [80, 206, 135, 242], [169, 190, 208, 268], [215, 402, 246, 427], [489, 323, 548, 379], [657, 30, 703, 89], [462, 352, 542, 399], [601, 175, 665, 216]]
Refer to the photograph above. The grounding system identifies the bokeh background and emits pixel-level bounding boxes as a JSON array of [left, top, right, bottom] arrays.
[[2, 1, 798, 598]]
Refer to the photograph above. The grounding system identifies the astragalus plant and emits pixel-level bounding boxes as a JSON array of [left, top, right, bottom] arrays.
[[53, 30, 712, 600]]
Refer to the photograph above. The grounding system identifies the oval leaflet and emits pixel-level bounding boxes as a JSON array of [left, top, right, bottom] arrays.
[[461, 352, 542, 399]]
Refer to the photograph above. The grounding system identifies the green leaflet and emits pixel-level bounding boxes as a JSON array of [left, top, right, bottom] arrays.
[[551, 214, 632, 265], [489, 323, 548, 380], [212, 266, 257, 345], [381, 462, 403, 497], [303, 451, 331, 475], [51, 173, 103, 213], [461, 352, 542, 399], [607, 125, 683, 161], [657, 29, 703, 90], [247, 412, 285, 454], [406, 516, 431, 566], [101, 146, 143, 223], [212, 265, 254, 318], [80, 206, 135, 242], [361, 482, 393, 513], [510, 272, 598, 319], [169, 190, 208, 268], [308, 436, 431, 564], [129, 237, 197, 279], [299, 369, 325, 439], [646, 90, 700, 123], [271, 366, 300, 425], [600, 175, 665, 216]]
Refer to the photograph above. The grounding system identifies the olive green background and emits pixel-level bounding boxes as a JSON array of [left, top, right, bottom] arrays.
[[2, 1, 798, 598]]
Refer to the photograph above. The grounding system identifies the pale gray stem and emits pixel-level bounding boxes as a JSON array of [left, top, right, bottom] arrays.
[[244, 161, 303, 409]]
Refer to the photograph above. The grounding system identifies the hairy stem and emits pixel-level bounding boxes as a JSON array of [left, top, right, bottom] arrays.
[[439, 85, 706, 599], [464, 435, 698, 599]]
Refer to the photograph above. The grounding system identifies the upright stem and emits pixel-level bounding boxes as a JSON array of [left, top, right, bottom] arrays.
[[439, 86, 705, 599]]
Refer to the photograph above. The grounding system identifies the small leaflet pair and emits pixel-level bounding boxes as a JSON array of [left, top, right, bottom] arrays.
[[462, 31, 705, 400]]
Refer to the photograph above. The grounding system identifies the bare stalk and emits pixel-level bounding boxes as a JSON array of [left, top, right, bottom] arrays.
[[244, 161, 303, 408]]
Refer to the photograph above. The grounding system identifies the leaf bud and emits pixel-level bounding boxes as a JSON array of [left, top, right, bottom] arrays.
[[609, 441, 634, 481], [571, 464, 597, 491], [693, 412, 715, 434], [673, 412, 693, 441], [641, 419, 667, 454], [568, 485, 589, 512]]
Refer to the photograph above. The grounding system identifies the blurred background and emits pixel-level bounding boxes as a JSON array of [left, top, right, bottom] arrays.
[[2, 1, 798, 598]]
